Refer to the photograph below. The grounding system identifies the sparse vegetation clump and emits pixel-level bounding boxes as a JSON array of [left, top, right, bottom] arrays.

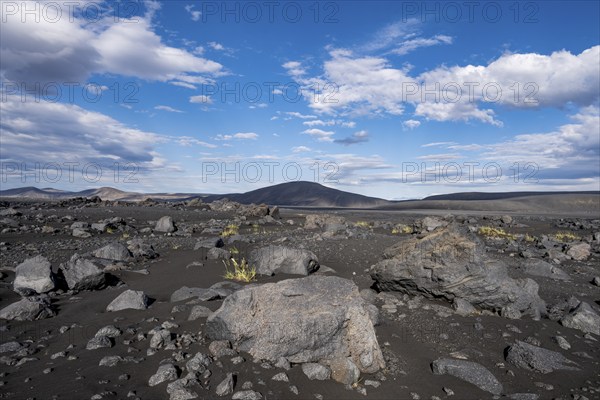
[[355, 221, 371, 229], [553, 231, 581, 242], [221, 224, 239, 237], [478, 226, 516, 240], [223, 257, 256, 282], [524, 233, 536, 242], [392, 224, 413, 234]]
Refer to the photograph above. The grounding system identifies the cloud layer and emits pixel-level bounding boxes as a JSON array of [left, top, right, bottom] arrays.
[[0, 1, 223, 88], [285, 46, 600, 125]]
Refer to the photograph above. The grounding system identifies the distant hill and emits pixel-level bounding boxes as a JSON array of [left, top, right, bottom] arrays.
[[0, 186, 196, 202], [2, 184, 599, 215], [424, 191, 600, 201], [202, 181, 391, 208], [380, 192, 600, 216], [0, 182, 390, 207]]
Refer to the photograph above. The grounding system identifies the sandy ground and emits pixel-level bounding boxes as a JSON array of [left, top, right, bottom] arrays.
[[0, 201, 599, 400]]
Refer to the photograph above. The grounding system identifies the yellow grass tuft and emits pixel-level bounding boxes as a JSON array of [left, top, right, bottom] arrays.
[[478, 226, 516, 240], [392, 225, 413, 234], [221, 224, 239, 237], [553, 231, 581, 242], [223, 257, 256, 282], [355, 221, 371, 229]]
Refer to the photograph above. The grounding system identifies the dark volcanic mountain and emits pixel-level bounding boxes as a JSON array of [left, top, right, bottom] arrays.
[[2, 184, 599, 215], [0, 182, 391, 208], [202, 181, 391, 208]]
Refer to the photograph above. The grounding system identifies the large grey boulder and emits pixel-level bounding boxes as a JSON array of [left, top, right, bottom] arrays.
[[0, 296, 55, 321], [13, 255, 55, 296], [232, 391, 262, 400], [149, 362, 178, 386], [370, 224, 546, 316], [106, 290, 148, 312], [522, 259, 570, 281], [302, 363, 331, 380], [127, 238, 158, 259], [155, 216, 176, 233], [0, 342, 24, 354], [505, 340, 579, 373], [328, 357, 360, 385], [560, 301, 600, 335], [170, 287, 221, 302], [194, 237, 224, 250], [432, 358, 503, 395], [72, 228, 92, 238], [93, 243, 131, 261], [566, 243, 591, 260], [186, 352, 212, 374], [86, 335, 113, 350], [418, 216, 448, 232], [215, 373, 235, 396], [205, 276, 384, 375], [238, 204, 269, 218], [249, 245, 319, 276], [188, 305, 213, 321], [304, 214, 346, 230], [60, 255, 106, 291]]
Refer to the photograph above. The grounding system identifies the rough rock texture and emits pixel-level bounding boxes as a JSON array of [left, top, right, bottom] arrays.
[[72, 228, 91, 238], [215, 373, 235, 396], [148, 363, 178, 386], [207, 247, 231, 260], [186, 352, 212, 374], [301, 363, 331, 380], [188, 305, 213, 321], [270, 206, 280, 219], [232, 391, 262, 400], [431, 358, 503, 395], [93, 243, 132, 261], [86, 335, 113, 350], [13, 255, 55, 295], [205, 276, 384, 374], [60, 256, 106, 291], [522, 259, 570, 281], [419, 216, 448, 232], [0, 342, 24, 353], [0, 296, 55, 321], [155, 216, 176, 233], [505, 340, 579, 373], [370, 224, 546, 315], [560, 301, 600, 335], [209, 340, 237, 358], [453, 298, 478, 317], [566, 243, 591, 260], [171, 287, 220, 302], [238, 204, 269, 218], [106, 290, 148, 312], [249, 245, 320, 276], [304, 214, 346, 230], [327, 357, 360, 385], [127, 239, 158, 259], [194, 237, 224, 250]]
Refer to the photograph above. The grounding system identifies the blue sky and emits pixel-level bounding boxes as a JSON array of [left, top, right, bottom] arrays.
[[1, 0, 599, 199]]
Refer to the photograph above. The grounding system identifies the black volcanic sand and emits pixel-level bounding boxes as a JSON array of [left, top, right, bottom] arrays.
[[0, 201, 599, 400]]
